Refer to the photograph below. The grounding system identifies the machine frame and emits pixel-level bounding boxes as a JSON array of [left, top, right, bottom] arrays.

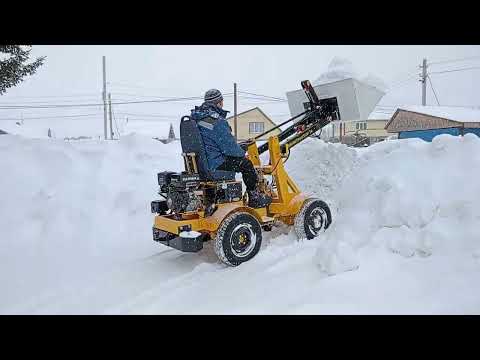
[[151, 80, 340, 264]]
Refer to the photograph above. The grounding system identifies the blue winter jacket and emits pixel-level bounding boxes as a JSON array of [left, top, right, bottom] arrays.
[[190, 103, 245, 171]]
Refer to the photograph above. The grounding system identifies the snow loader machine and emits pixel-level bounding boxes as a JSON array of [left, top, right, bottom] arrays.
[[151, 80, 340, 266]]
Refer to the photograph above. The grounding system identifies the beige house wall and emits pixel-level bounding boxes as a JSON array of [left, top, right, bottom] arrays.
[[226, 108, 281, 141], [333, 119, 389, 138]]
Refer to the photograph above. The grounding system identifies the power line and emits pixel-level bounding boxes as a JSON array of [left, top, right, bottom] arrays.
[[112, 106, 121, 138], [428, 66, 480, 75], [427, 75, 440, 106], [237, 95, 285, 102], [107, 82, 172, 92], [0, 95, 211, 110], [428, 55, 480, 66], [0, 113, 103, 121], [388, 75, 419, 90], [0, 98, 102, 105], [0, 93, 100, 99], [237, 91, 287, 101], [111, 91, 234, 100], [115, 112, 180, 118]]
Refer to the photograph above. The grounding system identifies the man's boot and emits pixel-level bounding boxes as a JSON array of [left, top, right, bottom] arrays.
[[247, 189, 272, 208]]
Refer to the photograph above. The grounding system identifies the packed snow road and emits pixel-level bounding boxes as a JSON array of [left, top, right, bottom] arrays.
[[0, 133, 479, 314]]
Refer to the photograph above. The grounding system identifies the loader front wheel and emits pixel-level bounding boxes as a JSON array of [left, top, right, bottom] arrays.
[[214, 211, 262, 267], [294, 198, 332, 240]]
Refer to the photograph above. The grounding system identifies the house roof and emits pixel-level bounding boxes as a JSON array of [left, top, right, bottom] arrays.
[[384, 105, 480, 130], [226, 107, 278, 128], [395, 106, 480, 123]]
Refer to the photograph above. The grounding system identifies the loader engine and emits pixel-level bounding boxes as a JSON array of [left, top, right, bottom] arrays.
[[158, 171, 202, 213]]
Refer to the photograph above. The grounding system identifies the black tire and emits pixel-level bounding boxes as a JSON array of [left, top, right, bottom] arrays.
[[294, 198, 332, 240], [214, 211, 262, 267]]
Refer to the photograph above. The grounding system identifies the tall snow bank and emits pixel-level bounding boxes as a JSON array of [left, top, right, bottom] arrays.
[[285, 137, 358, 205], [0, 134, 183, 306], [315, 134, 480, 275]]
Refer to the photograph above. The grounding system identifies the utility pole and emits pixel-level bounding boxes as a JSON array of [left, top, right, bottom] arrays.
[[108, 93, 114, 140], [234, 82, 238, 140], [102, 56, 108, 140], [420, 58, 427, 106]]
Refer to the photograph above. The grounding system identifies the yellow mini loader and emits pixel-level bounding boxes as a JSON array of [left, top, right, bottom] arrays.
[[151, 80, 340, 266]]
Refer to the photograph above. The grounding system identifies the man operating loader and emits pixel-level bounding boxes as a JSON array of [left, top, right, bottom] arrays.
[[190, 89, 272, 209]]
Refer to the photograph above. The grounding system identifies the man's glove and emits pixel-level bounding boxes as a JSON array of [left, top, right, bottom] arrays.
[[239, 139, 254, 151]]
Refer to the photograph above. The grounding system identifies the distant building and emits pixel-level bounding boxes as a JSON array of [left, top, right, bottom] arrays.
[[226, 107, 281, 141], [123, 120, 178, 143], [385, 106, 480, 142], [157, 123, 177, 144], [330, 119, 391, 146], [327, 105, 394, 146]]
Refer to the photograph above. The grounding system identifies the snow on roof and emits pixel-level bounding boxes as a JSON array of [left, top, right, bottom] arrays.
[[397, 105, 480, 123], [368, 106, 397, 120], [367, 105, 480, 123]]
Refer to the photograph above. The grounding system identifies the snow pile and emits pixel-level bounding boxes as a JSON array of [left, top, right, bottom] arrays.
[[0, 133, 183, 307], [1, 133, 479, 314], [0, 118, 107, 139], [313, 57, 388, 91], [123, 120, 179, 139], [313, 57, 357, 86], [315, 134, 480, 276], [285, 138, 358, 205]]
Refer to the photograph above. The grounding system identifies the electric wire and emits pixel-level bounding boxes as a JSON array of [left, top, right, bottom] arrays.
[[427, 75, 440, 106], [428, 55, 480, 66], [237, 91, 287, 101], [428, 66, 480, 75], [0, 113, 103, 121], [112, 106, 121, 137]]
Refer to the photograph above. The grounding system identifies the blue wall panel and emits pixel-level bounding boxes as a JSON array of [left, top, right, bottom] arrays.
[[398, 128, 461, 142], [464, 128, 480, 137]]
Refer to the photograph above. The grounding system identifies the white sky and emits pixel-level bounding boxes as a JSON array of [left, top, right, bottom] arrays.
[[1, 45, 479, 137]]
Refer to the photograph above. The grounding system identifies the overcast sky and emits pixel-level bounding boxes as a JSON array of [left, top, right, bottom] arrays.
[[1, 45, 480, 137]]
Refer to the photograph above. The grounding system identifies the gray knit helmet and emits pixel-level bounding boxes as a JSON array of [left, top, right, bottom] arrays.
[[204, 89, 223, 105]]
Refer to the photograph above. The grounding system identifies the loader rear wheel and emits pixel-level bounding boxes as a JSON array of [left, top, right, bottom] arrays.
[[214, 211, 262, 267], [294, 198, 332, 240]]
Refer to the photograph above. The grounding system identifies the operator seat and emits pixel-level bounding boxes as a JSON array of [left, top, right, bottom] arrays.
[[180, 116, 236, 181]]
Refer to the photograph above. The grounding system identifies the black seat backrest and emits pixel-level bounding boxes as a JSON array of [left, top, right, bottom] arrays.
[[180, 116, 235, 181]]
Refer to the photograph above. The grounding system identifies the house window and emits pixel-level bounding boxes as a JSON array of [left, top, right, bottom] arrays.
[[357, 122, 367, 131], [249, 122, 264, 134]]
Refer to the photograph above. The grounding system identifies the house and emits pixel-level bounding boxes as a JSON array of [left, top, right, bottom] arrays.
[[327, 106, 394, 146], [384, 106, 480, 142], [226, 107, 281, 141]]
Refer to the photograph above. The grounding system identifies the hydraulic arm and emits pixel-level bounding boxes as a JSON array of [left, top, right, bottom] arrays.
[[255, 80, 340, 155]]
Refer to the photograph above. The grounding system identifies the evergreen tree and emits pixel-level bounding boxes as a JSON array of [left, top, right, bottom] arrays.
[[168, 123, 176, 140], [0, 45, 45, 95]]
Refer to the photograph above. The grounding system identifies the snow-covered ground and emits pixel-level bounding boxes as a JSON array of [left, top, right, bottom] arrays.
[[0, 133, 479, 314]]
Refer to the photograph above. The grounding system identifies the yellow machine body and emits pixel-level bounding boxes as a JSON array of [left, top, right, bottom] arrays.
[[153, 134, 308, 237]]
